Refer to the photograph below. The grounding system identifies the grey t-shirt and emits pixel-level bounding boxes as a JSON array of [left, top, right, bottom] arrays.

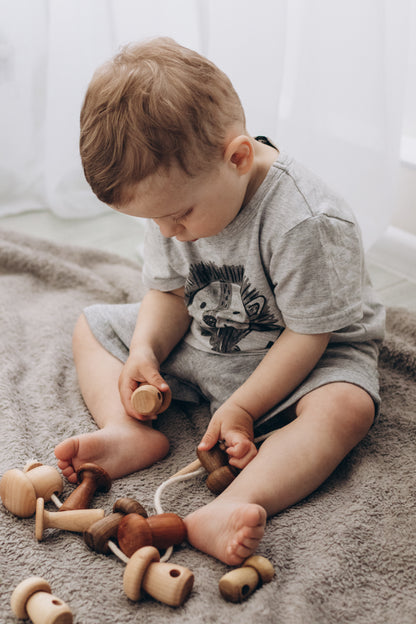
[[142, 151, 385, 356]]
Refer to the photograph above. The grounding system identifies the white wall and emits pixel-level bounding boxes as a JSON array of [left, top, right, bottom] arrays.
[[394, 165, 416, 236]]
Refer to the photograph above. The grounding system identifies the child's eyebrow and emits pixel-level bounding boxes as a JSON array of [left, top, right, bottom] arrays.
[[155, 207, 192, 220]]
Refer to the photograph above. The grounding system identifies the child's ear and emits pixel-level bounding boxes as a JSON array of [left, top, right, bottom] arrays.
[[224, 136, 254, 175]]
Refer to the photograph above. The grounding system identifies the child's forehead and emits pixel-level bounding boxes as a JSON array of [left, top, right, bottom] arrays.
[[120, 168, 195, 218], [128, 165, 216, 210]]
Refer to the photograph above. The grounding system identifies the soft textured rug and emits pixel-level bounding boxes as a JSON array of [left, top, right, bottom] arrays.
[[0, 228, 415, 624]]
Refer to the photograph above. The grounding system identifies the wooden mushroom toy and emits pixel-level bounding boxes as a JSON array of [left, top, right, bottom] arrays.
[[59, 463, 111, 511], [219, 555, 275, 603], [123, 545, 194, 607], [131, 384, 172, 416], [35, 497, 105, 541], [171, 442, 238, 495], [0, 462, 63, 518], [84, 497, 148, 554], [117, 512, 187, 558], [11, 576, 73, 623], [196, 444, 239, 494]]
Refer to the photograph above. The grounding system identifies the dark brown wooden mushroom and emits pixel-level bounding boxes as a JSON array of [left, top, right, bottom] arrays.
[[84, 497, 147, 554], [118, 512, 186, 558], [196, 444, 238, 494], [59, 463, 111, 511]]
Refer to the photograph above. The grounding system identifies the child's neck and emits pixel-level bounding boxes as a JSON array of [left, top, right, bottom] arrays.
[[243, 138, 279, 206]]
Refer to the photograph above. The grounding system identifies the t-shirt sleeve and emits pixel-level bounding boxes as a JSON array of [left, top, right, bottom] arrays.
[[271, 213, 364, 333], [141, 221, 187, 292]]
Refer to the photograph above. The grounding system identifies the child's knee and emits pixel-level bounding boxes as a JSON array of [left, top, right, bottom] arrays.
[[335, 385, 375, 439], [298, 383, 375, 439]]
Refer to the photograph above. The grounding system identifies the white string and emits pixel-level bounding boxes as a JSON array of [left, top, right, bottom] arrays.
[[51, 493, 62, 508], [154, 467, 206, 515], [108, 539, 130, 564], [154, 466, 205, 562]]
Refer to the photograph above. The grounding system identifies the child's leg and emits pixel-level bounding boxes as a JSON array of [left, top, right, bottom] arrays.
[[185, 382, 374, 565], [54, 314, 169, 482]]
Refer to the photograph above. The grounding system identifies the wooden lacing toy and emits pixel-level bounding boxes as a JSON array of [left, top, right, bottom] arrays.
[[84, 497, 148, 555], [123, 545, 194, 607], [84, 501, 193, 607], [219, 555, 275, 603], [117, 512, 187, 558], [59, 463, 111, 511], [131, 384, 172, 416], [156, 440, 238, 503], [11, 576, 73, 624], [0, 461, 63, 518], [35, 497, 105, 541]]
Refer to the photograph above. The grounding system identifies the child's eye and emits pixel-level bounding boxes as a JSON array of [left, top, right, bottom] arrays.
[[175, 208, 193, 223]]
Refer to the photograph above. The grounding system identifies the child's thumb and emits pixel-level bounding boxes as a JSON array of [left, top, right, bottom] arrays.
[[198, 420, 221, 451]]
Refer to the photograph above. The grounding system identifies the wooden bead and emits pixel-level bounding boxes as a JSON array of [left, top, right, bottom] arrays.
[[118, 512, 186, 557], [219, 555, 275, 603], [11, 576, 73, 623], [35, 497, 105, 541], [59, 463, 111, 511], [84, 498, 148, 554], [131, 384, 172, 416], [196, 444, 238, 494], [123, 546, 194, 607], [0, 464, 63, 518]]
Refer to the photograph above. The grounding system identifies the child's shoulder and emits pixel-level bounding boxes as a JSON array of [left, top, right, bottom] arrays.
[[266, 151, 356, 226]]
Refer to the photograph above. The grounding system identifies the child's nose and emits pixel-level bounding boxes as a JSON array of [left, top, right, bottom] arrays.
[[154, 219, 183, 239]]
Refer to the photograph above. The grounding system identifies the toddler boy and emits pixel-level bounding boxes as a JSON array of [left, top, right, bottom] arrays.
[[55, 38, 385, 565]]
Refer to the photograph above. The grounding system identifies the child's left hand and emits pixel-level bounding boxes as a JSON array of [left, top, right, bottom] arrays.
[[198, 404, 257, 470]]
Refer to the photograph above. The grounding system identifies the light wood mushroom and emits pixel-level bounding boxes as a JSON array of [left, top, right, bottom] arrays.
[[219, 555, 275, 602], [10, 576, 73, 623], [35, 497, 105, 541], [131, 384, 172, 416], [59, 463, 111, 511], [123, 545, 194, 607], [0, 462, 63, 518]]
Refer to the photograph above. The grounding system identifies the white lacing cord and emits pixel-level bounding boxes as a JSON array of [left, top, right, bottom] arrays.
[[154, 466, 206, 562], [153, 432, 273, 562]]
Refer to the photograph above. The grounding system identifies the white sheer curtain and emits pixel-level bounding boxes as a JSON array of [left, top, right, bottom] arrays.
[[0, 0, 410, 248]]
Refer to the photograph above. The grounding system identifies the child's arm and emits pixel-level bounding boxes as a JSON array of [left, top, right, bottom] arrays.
[[119, 287, 191, 418], [199, 328, 331, 468]]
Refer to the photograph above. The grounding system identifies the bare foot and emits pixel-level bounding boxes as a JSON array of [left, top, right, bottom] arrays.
[[184, 500, 267, 565], [54, 421, 169, 483]]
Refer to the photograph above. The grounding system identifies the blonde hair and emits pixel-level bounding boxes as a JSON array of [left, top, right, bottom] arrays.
[[80, 37, 246, 205]]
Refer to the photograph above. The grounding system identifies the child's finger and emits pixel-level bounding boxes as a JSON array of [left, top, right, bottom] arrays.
[[224, 433, 257, 469], [138, 365, 169, 393], [119, 376, 140, 418], [198, 419, 221, 451], [228, 445, 257, 469]]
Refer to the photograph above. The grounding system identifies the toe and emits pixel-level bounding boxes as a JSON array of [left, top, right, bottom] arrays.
[[54, 437, 79, 461]]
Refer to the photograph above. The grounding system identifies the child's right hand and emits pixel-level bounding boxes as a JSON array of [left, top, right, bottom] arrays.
[[118, 348, 170, 420]]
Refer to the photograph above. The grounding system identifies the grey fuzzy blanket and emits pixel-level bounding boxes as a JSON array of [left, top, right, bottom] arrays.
[[0, 228, 415, 623]]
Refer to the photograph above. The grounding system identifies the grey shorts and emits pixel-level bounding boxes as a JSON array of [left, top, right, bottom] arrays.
[[84, 302, 381, 436]]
